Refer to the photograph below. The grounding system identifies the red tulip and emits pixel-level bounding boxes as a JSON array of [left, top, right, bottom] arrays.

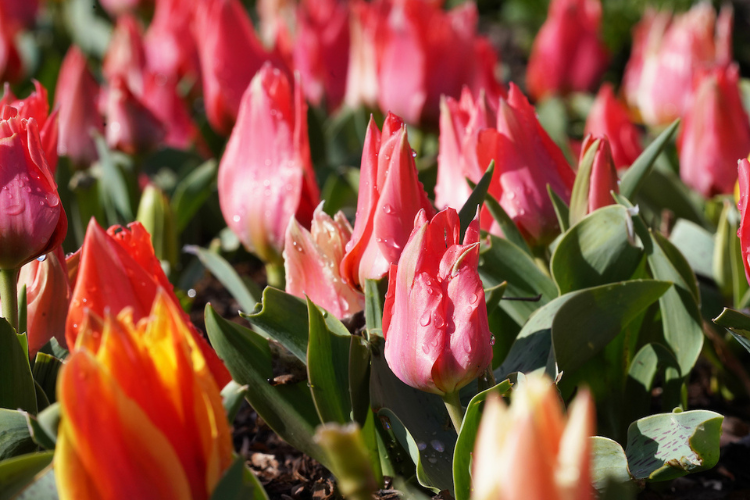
[[435, 87, 495, 210], [98, 0, 144, 16], [55, 46, 105, 168], [677, 64, 750, 197], [383, 208, 492, 396], [140, 73, 199, 150], [103, 15, 147, 95], [578, 135, 619, 213], [622, 4, 732, 126], [194, 0, 277, 135], [65, 219, 231, 388], [737, 158, 750, 285], [0, 106, 66, 270], [0, 80, 59, 173], [104, 76, 166, 155], [340, 113, 435, 289], [218, 63, 319, 265], [284, 204, 364, 319], [479, 83, 575, 246], [583, 83, 642, 169], [526, 0, 608, 101], [144, 0, 201, 83]]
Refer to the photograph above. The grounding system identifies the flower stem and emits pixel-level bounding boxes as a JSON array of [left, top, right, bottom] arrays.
[[265, 262, 285, 289], [0, 268, 19, 332], [442, 390, 465, 434]]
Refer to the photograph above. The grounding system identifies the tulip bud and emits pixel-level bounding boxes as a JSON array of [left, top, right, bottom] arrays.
[[55, 292, 233, 500], [383, 208, 492, 396], [526, 0, 609, 101], [218, 63, 319, 266], [584, 84, 642, 169], [738, 158, 750, 285], [55, 46, 105, 168], [340, 113, 435, 290], [284, 205, 364, 319], [472, 376, 595, 500], [578, 135, 619, 215], [144, 0, 200, 83], [0, 106, 67, 270], [136, 184, 178, 270], [103, 15, 147, 95], [677, 64, 750, 197], [105, 76, 166, 155]]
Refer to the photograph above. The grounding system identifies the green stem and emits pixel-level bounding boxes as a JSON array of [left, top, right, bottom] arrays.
[[0, 268, 19, 332], [265, 262, 285, 289], [442, 390, 465, 434]]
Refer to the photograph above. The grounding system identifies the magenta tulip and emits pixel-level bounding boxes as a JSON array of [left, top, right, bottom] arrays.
[[579, 135, 619, 213], [584, 84, 642, 170]]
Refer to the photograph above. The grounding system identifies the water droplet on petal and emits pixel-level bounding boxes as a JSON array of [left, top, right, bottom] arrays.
[[470, 292, 479, 304], [36, 254, 47, 262], [232, 215, 241, 223], [382, 204, 394, 214], [422, 343, 430, 354], [45, 193, 60, 207], [433, 314, 444, 328], [420, 312, 431, 327]]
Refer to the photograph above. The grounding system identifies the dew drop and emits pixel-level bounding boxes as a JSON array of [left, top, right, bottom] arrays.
[[417, 442, 427, 451], [422, 343, 430, 354], [419, 312, 431, 327], [489, 335, 496, 346], [45, 193, 60, 207], [232, 215, 241, 223], [36, 254, 47, 262], [469, 292, 479, 304], [430, 440, 444, 452], [433, 314, 445, 328], [382, 204, 394, 214]]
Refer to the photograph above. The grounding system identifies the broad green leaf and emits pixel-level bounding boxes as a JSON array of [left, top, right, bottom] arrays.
[[185, 246, 260, 314], [669, 219, 714, 280], [484, 191, 532, 256], [590, 437, 639, 495], [306, 298, 352, 424], [11, 467, 57, 500], [171, 160, 218, 233], [547, 185, 570, 234], [713, 202, 734, 297], [363, 278, 386, 337], [0, 319, 36, 414], [459, 161, 494, 241], [453, 380, 512, 500], [624, 344, 681, 427], [221, 381, 248, 424], [94, 134, 134, 222], [349, 336, 371, 427], [637, 161, 708, 228], [17, 286, 26, 338], [24, 403, 60, 451], [713, 307, 750, 353], [0, 410, 35, 460], [210, 455, 268, 500], [551, 205, 644, 294], [0, 451, 54, 500], [32, 354, 61, 406], [567, 138, 600, 227], [204, 305, 329, 468], [315, 423, 379, 498], [619, 119, 679, 200]]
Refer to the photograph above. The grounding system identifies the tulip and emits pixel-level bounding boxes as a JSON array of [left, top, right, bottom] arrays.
[[677, 64, 750, 198], [103, 16, 147, 94], [472, 375, 594, 500], [98, 0, 142, 17], [340, 113, 435, 290], [55, 46, 105, 168], [139, 72, 199, 150], [284, 204, 364, 319], [194, 0, 278, 135], [104, 76, 166, 155], [622, 4, 732, 126], [2, 0, 39, 31], [144, 0, 201, 82], [218, 63, 319, 279], [66, 219, 231, 387], [55, 291, 233, 500], [737, 158, 750, 285], [435, 87, 494, 210], [0, 80, 59, 173], [583, 84, 642, 169], [578, 135, 619, 215], [383, 208, 492, 427], [480, 83, 575, 246], [526, 0, 608, 101]]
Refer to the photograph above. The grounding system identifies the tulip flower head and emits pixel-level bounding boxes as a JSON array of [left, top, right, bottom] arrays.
[[383, 208, 492, 396], [340, 113, 435, 289], [218, 63, 319, 266], [55, 291, 233, 500], [105, 76, 166, 155], [584, 83, 642, 169], [578, 135, 619, 214], [736, 158, 750, 285], [472, 375, 595, 500]]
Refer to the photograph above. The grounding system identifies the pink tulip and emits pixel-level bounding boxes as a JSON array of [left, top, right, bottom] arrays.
[[140, 73, 199, 150], [0, 106, 67, 270], [105, 76, 166, 155], [472, 376, 594, 500], [479, 83, 575, 246], [144, 0, 201, 83], [737, 158, 750, 285], [103, 15, 147, 95], [340, 112, 435, 290], [218, 63, 319, 265], [55, 46, 105, 168], [435, 87, 495, 210], [17, 246, 70, 356], [383, 208, 492, 396], [583, 83, 642, 169], [194, 0, 278, 135], [579, 135, 619, 213], [526, 0, 608, 101], [622, 4, 732, 126], [677, 64, 750, 197], [98, 0, 145, 17], [284, 204, 364, 319], [1, 80, 59, 173]]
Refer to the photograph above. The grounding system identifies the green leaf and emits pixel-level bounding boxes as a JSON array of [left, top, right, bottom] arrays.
[[550, 205, 644, 294], [204, 305, 329, 468], [547, 184, 571, 234], [0, 319, 36, 414], [0, 410, 35, 460], [637, 161, 709, 228], [713, 307, 750, 353], [624, 344, 681, 427], [221, 381, 248, 424], [24, 403, 59, 451], [567, 138, 600, 227], [184, 246, 260, 314], [210, 455, 269, 500], [32, 354, 61, 406], [315, 423, 379, 498], [94, 134, 134, 222], [590, 437, 639, 495], [484, 191, 532, 256], [0, 451, 54, 500], [459, 161, 494, 241], [17, 286, 26, 338], [669, 219, 714, 280], [171, 160, 218, 233], [712, 202, 735, 297], [619, 119, 680, 200], [11, 466, 57, 500], [306, 298, 352, 424], [452, 380, 512, 500], [349, 336, 371, 427], [363, 278, 386, 337]]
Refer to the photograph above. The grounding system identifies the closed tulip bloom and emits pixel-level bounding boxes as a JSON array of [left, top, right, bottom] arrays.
[[55, 46, 105, 168], [66, 219, 231, 387], [55, 292, 233, 500], [579, 135, 619, 213], [218, 63, 319, 266], [479, 83, 575, 246], [340, 113, 435, 290], [105, 76, 166, 155], [0, 80, 59, 173], [737, 158, 750, 284], [584, 84, 642, 169], [0, 105, 67, 270], [526, 0, 608, 101], [284, 204, 364, 319], [677, 64, 750, 197], [144, 0, 200, 83], [383, 208, 491, 396], [472, 376, 594, 500]]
